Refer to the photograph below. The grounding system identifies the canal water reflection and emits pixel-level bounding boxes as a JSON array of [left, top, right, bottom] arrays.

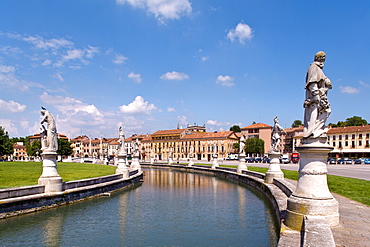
[[0, 167, 278, 246]]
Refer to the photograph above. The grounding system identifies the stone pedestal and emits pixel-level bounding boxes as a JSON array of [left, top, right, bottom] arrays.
[[168, 157, 173, 165], [115, 153, 129, 178], [131, 155, 141, 173], [188, 157, 194, 167], [38, 152, 63, 193], [211, 154, 219, 169], [265, 152, 284, 183], [285, 140, 339, 230], [237, 154, 247, 173]]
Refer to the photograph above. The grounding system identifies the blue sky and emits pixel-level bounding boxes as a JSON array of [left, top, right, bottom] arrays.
[[0, 0, 369, 138]]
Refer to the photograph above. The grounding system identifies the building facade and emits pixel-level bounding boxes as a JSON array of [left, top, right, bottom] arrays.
[[241, 123, 273, 155]]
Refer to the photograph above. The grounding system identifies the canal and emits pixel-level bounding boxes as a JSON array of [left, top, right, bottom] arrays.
[[0, 167, 279, 246]]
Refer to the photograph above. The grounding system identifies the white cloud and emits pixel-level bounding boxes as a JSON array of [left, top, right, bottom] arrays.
[[167, 107, 176, 112], [227, 22, 253, 44], [216, 75, 235, 87], [160, 71, 189, 80], [0, 65, 43, 91], [42, 59, 52, 66], [359, 80, 370, 88], [53, 72, 64, 82], [85, 46, 99, 59], [62, 49, 85, 60], [116, 0, 192, 23], [23, 35, 73, 50], [40, 92, 104, 127], [201, 56, 209, 61], [0, 119, 18, 136], [0, 99, 26, 112], [339, 86, 359, 94], [113, 54, 128, 64], [128, 72, 142, 83], [119, 96, 157, 114]]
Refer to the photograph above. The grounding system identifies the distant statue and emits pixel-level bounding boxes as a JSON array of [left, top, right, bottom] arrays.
[[189, 145, 194, 157], [169, 147, 173, 158], [303, 51, 332, 139], [213, 142, 217, 155], [239, 134, 246, 154], [40, 107, 58, 152], [118, 127, 126, 154], [133, 139, 140, 156], [271, 116, 286, 152]]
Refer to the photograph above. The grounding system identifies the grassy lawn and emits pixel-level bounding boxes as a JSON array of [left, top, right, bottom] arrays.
[[195, 163, 370, 206], [0, 162, 116, 189]]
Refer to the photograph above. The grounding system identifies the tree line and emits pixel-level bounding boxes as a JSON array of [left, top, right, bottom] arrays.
[[0, 126, 73, 159]]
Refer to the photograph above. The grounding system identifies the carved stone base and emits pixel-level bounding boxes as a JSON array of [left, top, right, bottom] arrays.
[[265, 152, 284, 183], [211, 154, 219, 169], [285, 142, 339, 230], [188, 158, 194, 167], [131, 156, 141, 173], [116, 153, 129, 178], [38, 152, 62, 193], [237, 154, 247, 173]]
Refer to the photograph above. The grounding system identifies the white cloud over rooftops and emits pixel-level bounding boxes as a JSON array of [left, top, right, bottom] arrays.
[[160, 71, 189, 80], [119, 96, 157, 114]]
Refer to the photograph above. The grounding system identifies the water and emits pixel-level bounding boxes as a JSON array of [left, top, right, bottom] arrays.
[[0, 167, 278, 246]]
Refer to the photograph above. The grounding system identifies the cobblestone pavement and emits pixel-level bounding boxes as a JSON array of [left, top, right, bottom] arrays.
[[286, 179, 370, 246]]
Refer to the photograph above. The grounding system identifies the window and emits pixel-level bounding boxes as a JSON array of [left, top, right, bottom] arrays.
[[339, 135, 342, 140], [328, 136, 330, 140], [333, 142, 336, 147], [345, 141, 348, 147], [345, 135, 349, 140], [351, 141, 355, 148], [339, 142, 343, 148], [367, 133, 370, 139], [352, 134, 355, 139], [333, 135, 336, 140], [359, 134, 363, 139], [359, 140, 362, 146]]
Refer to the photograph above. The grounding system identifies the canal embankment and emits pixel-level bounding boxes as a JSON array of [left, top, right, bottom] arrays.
[[0, 170, 143, 219]]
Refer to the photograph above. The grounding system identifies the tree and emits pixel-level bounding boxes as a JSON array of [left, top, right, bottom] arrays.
[[329, 116, 368, 127], [232, 142, 240, 152], [26, 140, 41, 157], [291, 120, 303, 128], [57, 139, 73, 156], [0, 126, 13, 158], [245, 138, 264, 155], [230, 125, 241, 132]]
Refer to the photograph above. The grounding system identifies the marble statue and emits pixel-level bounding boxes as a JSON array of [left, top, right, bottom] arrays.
[[118, 127, 126, 154], [239, 134, 246, 154], [213, 142, 217, 155], [40, 107, 58, 152], [271, 116, 286, 152], [303, 51, 332, 139], [169, 146, 173, 158], [133, 139, 139, 156]]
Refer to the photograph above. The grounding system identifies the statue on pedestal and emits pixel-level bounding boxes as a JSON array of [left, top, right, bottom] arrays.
[[118, 127, 126, 154], [239, 134, 246, 155], [303, 51, 332, 139], [40, 107, 58, 152], [271, 116, 286, 152]]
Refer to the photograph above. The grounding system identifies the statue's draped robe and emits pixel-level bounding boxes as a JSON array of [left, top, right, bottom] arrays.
[[303, 62, 331, 138]]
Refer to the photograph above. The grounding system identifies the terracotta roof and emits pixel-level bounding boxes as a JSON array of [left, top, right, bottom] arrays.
[[285, 126, 304, 133], [328, 125, 370, 134], [152, 129, 186, 136], [182, 131, 235, 139], [125, 134, 151, 142], [29, 133, 68, 140], [241, 123, 272, 130]]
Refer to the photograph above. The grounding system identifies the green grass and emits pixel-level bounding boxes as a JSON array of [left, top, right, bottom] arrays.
[[0, 162, 116, 189], [194, 163, 370, 206]]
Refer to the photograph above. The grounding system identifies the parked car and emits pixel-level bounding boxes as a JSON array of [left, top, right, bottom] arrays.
[[345, 159, 353, 164], [328, 158, 337, 164], [280, 157, 290, 164], [354, 159, 363, 164], [254, 157, 262, 163], [364, 158, 370, 164], [262, 157, 270, 163], [337, 158, 345, 164]]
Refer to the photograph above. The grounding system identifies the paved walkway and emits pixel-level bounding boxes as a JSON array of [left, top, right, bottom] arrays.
[[286, 179, 370, 246]]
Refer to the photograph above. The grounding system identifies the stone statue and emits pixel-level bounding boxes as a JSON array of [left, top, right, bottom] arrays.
[[133, 139, 140, 156], [169, 147, 173, 158], [118, 127, 126, 154], [40, 107, 58, 152], [271, 116, 286, 152], [213, 142, 217, 155], [239, 134, 246, 154], [303, 51, 332, 139]]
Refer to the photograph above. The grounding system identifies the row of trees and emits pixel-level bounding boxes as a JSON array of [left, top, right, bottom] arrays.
[[291, 116, 368, 128], [0, 126, 73, 159]]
